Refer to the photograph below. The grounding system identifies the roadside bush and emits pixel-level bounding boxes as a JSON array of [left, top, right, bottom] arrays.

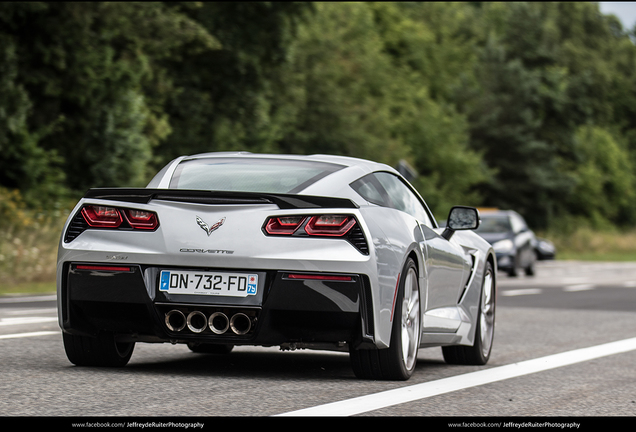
[[0, 187, 70, 287]]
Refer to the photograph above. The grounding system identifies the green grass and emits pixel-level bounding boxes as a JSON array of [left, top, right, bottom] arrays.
[[0, 281, 56, 296], [546, 226, 636, 263], [0, 214, 64, 298], [555, 251, 636, 262], [0, 188, 74, 297]]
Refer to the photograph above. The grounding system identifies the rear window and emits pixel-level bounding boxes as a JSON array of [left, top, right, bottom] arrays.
[[169, 158, 344, 194]]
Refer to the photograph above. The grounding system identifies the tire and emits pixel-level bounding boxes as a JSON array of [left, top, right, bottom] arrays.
[[524, 262, 535, 276], [525, 251, 537, 276], [507, 253, 520, 277], [63, 331, 134, 367], [507, 261, 519, 277], [442, 261, 496, 365], [350, 258, 421, 380], [187, 343, 234, 354]]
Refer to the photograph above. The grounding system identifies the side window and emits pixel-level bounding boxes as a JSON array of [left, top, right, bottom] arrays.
[[350, 174, 390, 207], [351, 172, 433, 227]]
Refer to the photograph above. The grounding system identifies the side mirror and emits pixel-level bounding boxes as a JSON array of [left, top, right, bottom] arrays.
[[442, 206, 480, 240]]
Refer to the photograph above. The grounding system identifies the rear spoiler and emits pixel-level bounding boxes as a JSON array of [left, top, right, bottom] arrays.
[[83, 188, 359, 210]]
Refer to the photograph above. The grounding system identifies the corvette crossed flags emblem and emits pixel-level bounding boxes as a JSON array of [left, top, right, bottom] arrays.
[[196, 216, 226, 236]]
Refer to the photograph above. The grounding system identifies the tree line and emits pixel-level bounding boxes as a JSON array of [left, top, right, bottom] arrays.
[[2, 2, 635, 230]]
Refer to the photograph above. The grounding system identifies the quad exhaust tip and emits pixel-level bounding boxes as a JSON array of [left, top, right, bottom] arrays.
[[209, 312, 229, 334], [187, 311, 207, 333], [165, 309, 253, 335], [165, 309, 186, 332], [230, 313, 252, 335]]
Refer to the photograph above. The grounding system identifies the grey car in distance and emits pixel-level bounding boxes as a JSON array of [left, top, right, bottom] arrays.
[[57, 153, 497, 380], [475, 209, 537, 277]]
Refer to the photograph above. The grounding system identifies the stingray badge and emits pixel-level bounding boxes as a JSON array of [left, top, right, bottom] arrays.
[[196, 216, 226, 236]]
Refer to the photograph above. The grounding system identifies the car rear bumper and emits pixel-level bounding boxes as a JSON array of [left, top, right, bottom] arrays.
[[58, 262, 376, 349]]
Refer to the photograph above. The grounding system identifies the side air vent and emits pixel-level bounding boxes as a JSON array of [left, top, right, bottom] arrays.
[[457, 253, 478, 303], [346, 224, 369, 255], [64, 211, 89, 243]]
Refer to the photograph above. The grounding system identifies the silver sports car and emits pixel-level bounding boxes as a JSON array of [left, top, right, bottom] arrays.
[[57, 153, 497, 380]]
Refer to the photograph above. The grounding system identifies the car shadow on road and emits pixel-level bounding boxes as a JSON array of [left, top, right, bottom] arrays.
[[126, 348, 356, 380], [114, 346, 451, 381]]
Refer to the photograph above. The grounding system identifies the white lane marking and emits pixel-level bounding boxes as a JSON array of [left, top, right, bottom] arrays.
[[623, 281, 636, 288], [500, 288, 543, 296], [0, 331, 59, 340], [0, 317, 58, 326], [560, 277, 592, 285], [563, 284, 595, 292], [277, 337, 636, 417], [4, 308, 57, 316]]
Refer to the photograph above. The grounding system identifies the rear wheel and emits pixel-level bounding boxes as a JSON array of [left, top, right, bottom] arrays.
[[442, 261, 495, 365], [63, 331, 134, 367], [350, 258, 420, 380]]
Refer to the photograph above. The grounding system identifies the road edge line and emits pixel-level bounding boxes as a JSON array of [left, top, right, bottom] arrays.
[[0, 331, 59, 340], [277, 336, 636, 416]]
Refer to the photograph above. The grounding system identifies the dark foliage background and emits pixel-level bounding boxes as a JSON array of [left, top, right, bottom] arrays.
[[2, 2, 636, 230]]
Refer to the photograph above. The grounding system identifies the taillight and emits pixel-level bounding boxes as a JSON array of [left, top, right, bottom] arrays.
[[264, 214, 356, 237], [125, 209, 159, 230], [81, 205, 123, 228], [80, 205, 159, 230], [264, 216, 307, 235], [262, 213, 368, 254], [305, 215, 356, 236]]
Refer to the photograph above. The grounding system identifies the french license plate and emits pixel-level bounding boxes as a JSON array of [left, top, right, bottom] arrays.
[[159, 270, 257, 297]]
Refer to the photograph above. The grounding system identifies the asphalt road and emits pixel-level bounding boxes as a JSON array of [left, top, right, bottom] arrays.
[[1, 260, 635, 421]]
